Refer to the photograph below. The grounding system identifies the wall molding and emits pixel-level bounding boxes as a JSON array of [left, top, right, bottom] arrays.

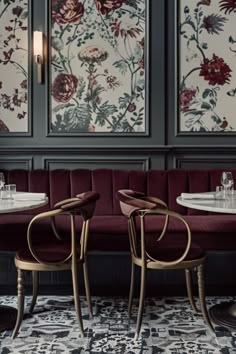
[[1, 145, 236, 154], [0, 157, 33, 170], [43, 157, 150, 171]]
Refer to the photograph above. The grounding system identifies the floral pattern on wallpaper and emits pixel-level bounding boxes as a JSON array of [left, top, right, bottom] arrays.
[[179, 0, 236, 133], [0, 0, 28, 133], [50, 0, 146, 134]]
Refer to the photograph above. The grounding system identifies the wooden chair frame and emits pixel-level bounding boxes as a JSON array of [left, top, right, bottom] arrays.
[[12, 193, 99, 339], [118, 190, 214, 339]]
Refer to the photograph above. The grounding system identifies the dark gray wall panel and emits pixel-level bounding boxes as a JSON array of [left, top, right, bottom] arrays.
[[0, 158, 32, 170], [174, 157, 236, 169], [44, 157, 150, 171]]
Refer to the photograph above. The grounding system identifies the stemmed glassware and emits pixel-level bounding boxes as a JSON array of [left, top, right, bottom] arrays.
[[0, 173, 5, 199], [221, 171, 234, 199]]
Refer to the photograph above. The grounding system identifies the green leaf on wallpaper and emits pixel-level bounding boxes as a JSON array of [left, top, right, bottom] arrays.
[[95, 102, 117, 126], [202, 89, 211, 99], [64, 105, 92, 131], [209, 99, 216, 107], [113, 60, 128, 75], [53, 103, 75, 113], [76, 77, 86, 99], [119, 93, 131, 109], [124, 0, 138, 10], [20, 10, 28, 20], [134, 44, 142, 60], [201, 102, 211, 110], [211, 115, 220, 123]]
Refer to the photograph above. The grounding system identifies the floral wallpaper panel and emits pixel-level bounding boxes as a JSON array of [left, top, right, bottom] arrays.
[[179, 0, 236, 133], [50, 0, 146, 134], [0, 0, 28, 133]]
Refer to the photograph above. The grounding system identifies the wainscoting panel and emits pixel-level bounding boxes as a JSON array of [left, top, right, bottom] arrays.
[[43, 157, 150, 171], [174, 157, 236, 169], [0, 157, 33, 170]]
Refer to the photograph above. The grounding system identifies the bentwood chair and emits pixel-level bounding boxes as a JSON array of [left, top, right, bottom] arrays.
[[12, 191, 99, 339], [117, 189, 213, 339]]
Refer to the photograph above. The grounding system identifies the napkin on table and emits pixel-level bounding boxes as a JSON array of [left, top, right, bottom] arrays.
[[181, 193, 215, 200], [13, 192, 47, 201]]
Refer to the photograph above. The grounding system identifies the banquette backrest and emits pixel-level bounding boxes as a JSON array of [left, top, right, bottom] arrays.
[[1, 168, 236, 216]]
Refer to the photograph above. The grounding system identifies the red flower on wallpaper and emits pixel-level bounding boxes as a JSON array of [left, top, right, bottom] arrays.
[[219, 0, 236, 14], [199, 54, 232, 86], [197, 0, 211, 5], [139, 38, 144, 70], [52, 0, 84, 24], [94, 0, 124, 15], [180, 88, 196, 112], [52, 73, 78, 103]]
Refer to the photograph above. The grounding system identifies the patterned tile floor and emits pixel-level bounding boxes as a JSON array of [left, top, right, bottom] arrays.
[[0, 296, 235, 353]]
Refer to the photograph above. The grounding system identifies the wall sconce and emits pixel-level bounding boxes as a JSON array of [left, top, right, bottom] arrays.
[[33, 30, 43, 84]]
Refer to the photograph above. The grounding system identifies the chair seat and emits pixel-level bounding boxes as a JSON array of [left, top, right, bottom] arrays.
[[15, 242, 76, 264], [145, 239, 205, 262]]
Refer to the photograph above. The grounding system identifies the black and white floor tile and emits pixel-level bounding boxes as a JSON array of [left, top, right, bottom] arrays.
[[0, 296, 236, 353]]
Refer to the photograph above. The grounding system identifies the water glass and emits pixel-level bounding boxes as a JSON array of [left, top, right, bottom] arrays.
[[215, 186, 224, 200], [221, 171, 234, 196], [0, 172, 5, 199], [2, 184, 16, 199]]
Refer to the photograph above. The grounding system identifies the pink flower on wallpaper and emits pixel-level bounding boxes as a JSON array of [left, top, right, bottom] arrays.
[[52, 73, 78, 103], [94, 0, 124, 15], [88, 124, 96, 132], [106, 75, 120, 89], [52, 0, 84, 24], [111, 18, 142, 38], [127, 103, 136, 112], [180, 88, 196, 111], [199, 54, 232, 85]]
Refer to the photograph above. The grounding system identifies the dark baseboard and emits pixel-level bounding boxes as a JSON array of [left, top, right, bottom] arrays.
[[1, 251, 236, 297]]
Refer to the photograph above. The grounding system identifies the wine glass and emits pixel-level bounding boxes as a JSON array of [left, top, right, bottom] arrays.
[[0, 173, 5, 199], [221, 171, 234, 198]]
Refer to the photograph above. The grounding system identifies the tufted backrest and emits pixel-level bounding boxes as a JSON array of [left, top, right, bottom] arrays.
[[1, 168, 235, 215]]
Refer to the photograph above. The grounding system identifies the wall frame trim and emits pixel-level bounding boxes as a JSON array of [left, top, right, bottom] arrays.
[[46, 0, 150, 137]]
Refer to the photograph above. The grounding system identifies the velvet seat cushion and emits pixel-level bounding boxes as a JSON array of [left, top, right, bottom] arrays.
[[145, 238, 205, 262], [15, 242, 76, 263]]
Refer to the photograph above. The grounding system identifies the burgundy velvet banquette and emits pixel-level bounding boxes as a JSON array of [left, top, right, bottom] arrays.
[[1, 168, 236, 253]]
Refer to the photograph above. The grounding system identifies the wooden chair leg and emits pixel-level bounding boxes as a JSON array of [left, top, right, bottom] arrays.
[[128, 262, 135, 318], [12, 269, 25, 339], [197, 264, 214, 332], [135, 265, 146, 340], [83, 260, 93, 317], [71, 267, 84, 337], [185, 269, 198, 313], [29, 271, 39, 313]]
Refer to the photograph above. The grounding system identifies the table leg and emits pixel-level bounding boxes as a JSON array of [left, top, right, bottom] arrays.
[[0, 305, 17, 331], [210, 301, 236, 329]]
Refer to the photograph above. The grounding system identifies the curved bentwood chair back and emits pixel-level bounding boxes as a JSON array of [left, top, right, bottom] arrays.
[[12, 191, 99, 339], [117, 189, 213, 339]]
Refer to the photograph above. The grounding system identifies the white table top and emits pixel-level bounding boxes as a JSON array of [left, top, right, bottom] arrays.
[[177, 192, 236, 214], [0, 196, 48, 213]]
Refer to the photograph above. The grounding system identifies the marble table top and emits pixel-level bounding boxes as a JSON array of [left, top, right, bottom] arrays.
[[177, 192, 236, 214], [0, 196, 48, 213]]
